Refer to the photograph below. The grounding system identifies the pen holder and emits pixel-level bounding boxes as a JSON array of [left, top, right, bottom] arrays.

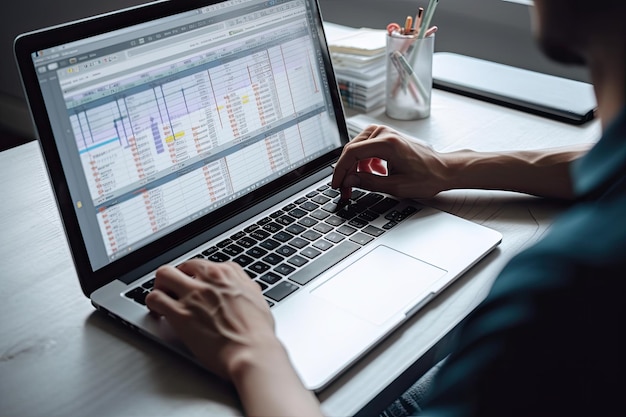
[[385, 34, 434, 120]]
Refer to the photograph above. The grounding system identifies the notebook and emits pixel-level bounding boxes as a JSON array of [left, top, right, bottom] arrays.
[[14, 0, 502, 391]]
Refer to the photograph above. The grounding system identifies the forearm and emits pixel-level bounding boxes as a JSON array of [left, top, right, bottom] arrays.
[[441, 145, 591, 200], [230, 339, 323, 417]]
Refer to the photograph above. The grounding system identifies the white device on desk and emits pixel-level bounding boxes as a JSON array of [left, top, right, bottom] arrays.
[[433, 52, 597, 125], [14, 0, 501, 392]]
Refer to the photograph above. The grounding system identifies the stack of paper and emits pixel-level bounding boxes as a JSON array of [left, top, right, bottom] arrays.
[[323, 22, 387, 112]]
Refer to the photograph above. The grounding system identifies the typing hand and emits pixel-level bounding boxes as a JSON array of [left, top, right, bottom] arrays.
[[331, 124, 449, 200], [145, 260, 279, 381]]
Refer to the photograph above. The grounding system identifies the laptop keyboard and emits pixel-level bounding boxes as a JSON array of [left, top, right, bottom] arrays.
[[124, 183, 421, 308]]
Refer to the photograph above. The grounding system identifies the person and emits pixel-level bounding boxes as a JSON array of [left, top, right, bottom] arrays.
[[145, 1, 626, 416]]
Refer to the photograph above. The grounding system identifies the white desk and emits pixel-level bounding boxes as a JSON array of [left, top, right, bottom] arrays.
[[0, 89, 600, 417]]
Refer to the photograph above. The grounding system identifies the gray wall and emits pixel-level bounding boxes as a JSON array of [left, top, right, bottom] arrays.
[[1, 0, 590, 139]]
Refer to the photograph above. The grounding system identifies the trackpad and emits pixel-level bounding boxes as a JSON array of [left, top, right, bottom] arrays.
[[312, 245, 447, 325]]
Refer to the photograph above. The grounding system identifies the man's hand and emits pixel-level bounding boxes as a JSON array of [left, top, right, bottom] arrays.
[[332, 124, 450, 200], [146, 260, 278, 380], [145, 260, 324, 416]]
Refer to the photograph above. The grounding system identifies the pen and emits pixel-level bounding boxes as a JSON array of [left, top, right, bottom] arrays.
[[414, 7, 424, 36], [390, 52, 421, 103], [424, 25, 438, 37], [391, 50, 429, 102]]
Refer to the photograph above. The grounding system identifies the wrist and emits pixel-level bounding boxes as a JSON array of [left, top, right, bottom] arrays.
[[226, 334, 290, 386]]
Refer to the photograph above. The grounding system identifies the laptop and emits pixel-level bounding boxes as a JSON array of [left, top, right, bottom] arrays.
[[14, 0, 502, 391]]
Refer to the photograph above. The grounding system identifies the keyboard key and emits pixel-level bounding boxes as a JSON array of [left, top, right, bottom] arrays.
[[312, 239, 333, 251], [321, 201, 339, 213], [250, 229, 271, 241], [230, 231, 246, 240], [356, 192, 383, 209], [232, 254, 254, 267], [285, 223, 306, 235], [202, 246, 219, 257], [358, 211, 378, 222], [257, 217, 272, 226], [237, 236, 257, 248], [274, 231, 294, 243], [306, 190, 319, 198], [311, 195, 330, 205], [322, 188, 340, 198], [264, 281, 299, 302], [262, 253, 284, 265], [289, 241, 360, 285], [312, 222, 333, 234], [208, 252, 230, 262], [325, 216, 345, 226], [216, 238, 233, 248], [289, 237, 309, 249], [351, 189, 366, 199], [249, 261, 271, 274], [402, 205, 421, 216], [276, 214, 295, 225], [300, 201, 319, 211], [274, 263, 296, 276], [288, 208, 307, 218], [348, 218, 368, 228], [362, 225, 385, 237], [223, 244, 244, 256], [383, 221, 398, 229], [283, 203, 297, 211], [125, 287, 148, 305], [298, 216, 318, 227], [244, 224, 260, 233], [349, 232, 374, 245], [310, 209, 330, 220], [300, 247, 321, 259], [287, 255, 308, 267], [246, 247, 268, 258], [256, 280, 268, 291], [337, 225, 357, 236], [259, 271, 282, 285], [141, 278, 155, 289], [372, 197, 399, 214], [245, 270, 257, 279], [270, 210, 284, 218], [336, 205, 359, 220], [262, 222, 283, 233], [325, 232, 345, 243], [276, 245, 297, 257], [260, 238, 281, 250], [301, 230, 323, 241]]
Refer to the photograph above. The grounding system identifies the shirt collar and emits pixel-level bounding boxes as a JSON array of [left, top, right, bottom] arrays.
[[572, 105, 626, 198]]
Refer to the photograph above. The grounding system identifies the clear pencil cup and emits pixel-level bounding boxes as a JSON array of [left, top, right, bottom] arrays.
[[385, 34, 434, 120]]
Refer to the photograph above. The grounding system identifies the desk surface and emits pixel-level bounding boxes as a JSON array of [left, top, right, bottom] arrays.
[[0, 89, 600, 417]]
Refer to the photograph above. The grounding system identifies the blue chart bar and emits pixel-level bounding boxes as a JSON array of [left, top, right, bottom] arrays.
[[79, 137, 121, 155]]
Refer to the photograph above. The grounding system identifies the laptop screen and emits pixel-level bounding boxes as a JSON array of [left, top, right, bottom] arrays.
[[27, 0, 343, 271]]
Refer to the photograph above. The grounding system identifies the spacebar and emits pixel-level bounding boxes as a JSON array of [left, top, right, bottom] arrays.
[[289, 241, 361, 286]]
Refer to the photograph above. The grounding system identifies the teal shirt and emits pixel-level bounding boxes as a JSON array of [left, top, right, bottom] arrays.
[[422, 107, 626, 417]]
